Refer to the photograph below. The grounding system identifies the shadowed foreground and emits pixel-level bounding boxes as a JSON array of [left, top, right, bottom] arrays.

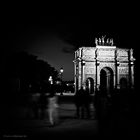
[[1, 92, 138, 139], [1, 103, 98, 139]]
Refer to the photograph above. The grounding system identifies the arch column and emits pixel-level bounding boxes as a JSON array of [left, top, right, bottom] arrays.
[[78, 61, 82, 89], [131, 62, 135, 89], [116, 62, 120, 89], [106, 73, 110, 94], [130, 49, 135, 89], [82, 61, 86, 86], [114, 72, 116, 89], [95, 60, 100, 91], [95, 48, 100, 92], [81, 60, 85, 88], [115, 49, 120, 90], [97, 63, 100, 90]]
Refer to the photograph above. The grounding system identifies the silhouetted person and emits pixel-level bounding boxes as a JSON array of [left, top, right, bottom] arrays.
[[74, 88, 83, 118], [47, 84, 59, 126], [95, 87, 112, 135], [82, 87, 91, 119], [74, 87, 91, 119]]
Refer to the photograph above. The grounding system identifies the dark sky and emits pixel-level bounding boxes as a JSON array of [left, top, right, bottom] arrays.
[[1, 14, 139, 81]]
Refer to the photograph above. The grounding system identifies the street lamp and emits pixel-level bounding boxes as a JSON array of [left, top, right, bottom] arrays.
[[60, 67, 64, 95], [49, 76, 53, 85]]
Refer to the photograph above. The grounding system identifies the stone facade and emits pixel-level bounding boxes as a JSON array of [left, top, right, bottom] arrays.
[[73, 38, 135, 95]]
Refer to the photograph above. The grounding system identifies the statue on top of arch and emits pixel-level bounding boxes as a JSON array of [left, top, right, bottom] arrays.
[[95, 36, 114, 46]]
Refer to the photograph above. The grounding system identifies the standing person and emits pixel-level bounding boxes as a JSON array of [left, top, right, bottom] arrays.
[[84, 88, 91, 119], [82, 86, 91, 119], [74, 88, 83, 118], [47, 80, 59, 126]]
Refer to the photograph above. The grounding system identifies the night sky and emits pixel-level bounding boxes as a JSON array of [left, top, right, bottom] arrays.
[[1, 14, 139, 81]]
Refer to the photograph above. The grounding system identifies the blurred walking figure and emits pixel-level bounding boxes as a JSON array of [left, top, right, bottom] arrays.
[[48, 76, 59, 126], [74, 87, 88, 119], [82, 86, 91, 119], [39, 92, 47, 120], [74, 88, 83, 118]]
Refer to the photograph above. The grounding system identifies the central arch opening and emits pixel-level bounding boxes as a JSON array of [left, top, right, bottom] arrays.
[[100, 67, 114, 95]]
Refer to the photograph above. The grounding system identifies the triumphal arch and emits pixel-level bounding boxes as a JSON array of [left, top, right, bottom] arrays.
[[73, 37, 135, 95]]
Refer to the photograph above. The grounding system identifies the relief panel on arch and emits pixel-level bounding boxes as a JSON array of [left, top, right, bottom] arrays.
[[83, 48, 95, 60], [98, 57, 115, 62], [98, 49, 115, 57], [84, 67, 95, 74], [85, 62, 95, 67], [118, 67, 129, 75], [117, 49, 128, 57]]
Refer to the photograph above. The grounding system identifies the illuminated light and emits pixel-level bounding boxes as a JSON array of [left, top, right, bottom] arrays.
[[60, 67, 64, 73], [48, 76, 53, 84], [117, 61, 120, 66], [60, 67, 64, 95], [49, 76, 52, 81], [56, 81, 60, 84]]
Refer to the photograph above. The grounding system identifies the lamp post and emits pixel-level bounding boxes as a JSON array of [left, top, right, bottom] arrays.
[[60, 67, 64, 95]]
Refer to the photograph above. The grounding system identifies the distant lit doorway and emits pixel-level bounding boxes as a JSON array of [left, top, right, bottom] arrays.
[[86, 77, 94, 94]]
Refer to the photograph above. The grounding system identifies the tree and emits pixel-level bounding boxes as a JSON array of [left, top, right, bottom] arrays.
[[4, 51, 59, 94]]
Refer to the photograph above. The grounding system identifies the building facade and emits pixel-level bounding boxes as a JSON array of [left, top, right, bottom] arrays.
[[73, 37, 135, 95]]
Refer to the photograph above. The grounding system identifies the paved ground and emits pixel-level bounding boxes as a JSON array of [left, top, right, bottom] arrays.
[[1, 103, 99, 139], [1, 94, 138, 139]]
